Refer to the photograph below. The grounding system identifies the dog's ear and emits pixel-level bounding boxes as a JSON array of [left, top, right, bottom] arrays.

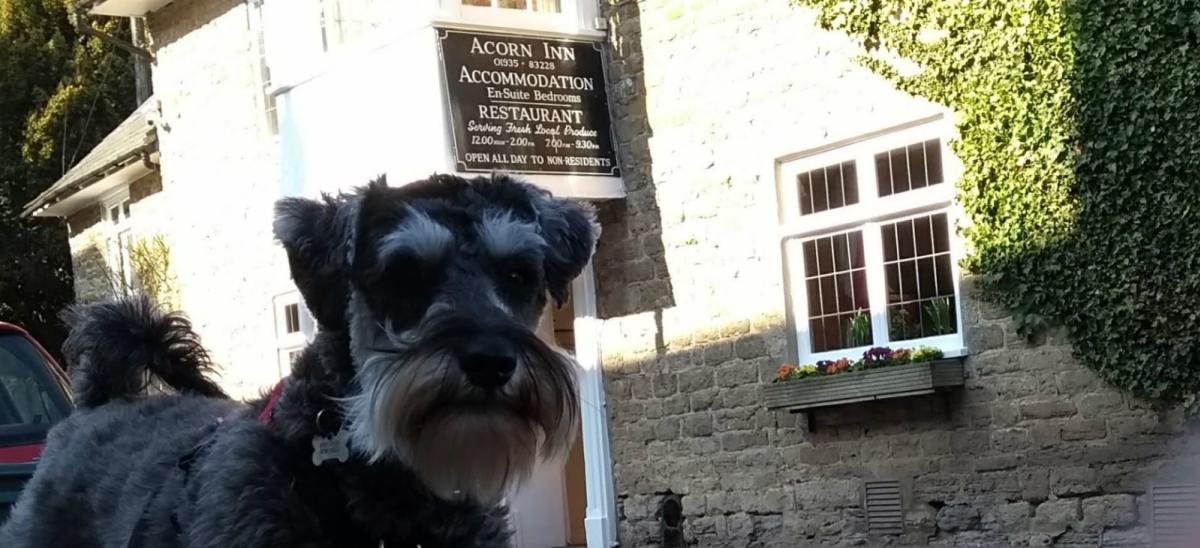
[[273, 192, 359, 329], [535, 196, 600, 307]]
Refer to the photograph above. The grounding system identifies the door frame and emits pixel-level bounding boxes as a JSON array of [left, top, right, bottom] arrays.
[[571, 262, 618, 548]]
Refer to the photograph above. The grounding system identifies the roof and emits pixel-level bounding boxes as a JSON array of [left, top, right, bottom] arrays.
[[23, 99, 157, 218], [77, 0, 177, 17]]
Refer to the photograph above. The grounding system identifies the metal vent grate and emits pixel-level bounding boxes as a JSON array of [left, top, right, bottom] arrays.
[[864, 480, 904, 535], [1153, 483, 1200, 546]]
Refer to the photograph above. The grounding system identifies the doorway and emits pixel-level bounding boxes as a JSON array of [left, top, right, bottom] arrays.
[[508, 289, 588, 548]]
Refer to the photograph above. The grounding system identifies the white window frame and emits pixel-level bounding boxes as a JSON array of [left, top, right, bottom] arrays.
[[273, 291, 316, 375], [778, 115, 967, 364], [435, 0, 600, 37], [101, 187, 135, 291]]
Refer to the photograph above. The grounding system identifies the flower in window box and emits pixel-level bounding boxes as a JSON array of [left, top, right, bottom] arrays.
[[776, 364, 797, 382], [795, 364, 820, 379], [815, 359, 834, 373], [862, 346, 894, 369], [826, 357, 853, 375], [911, 346, 945, 363], [889, 348, 912, 365]]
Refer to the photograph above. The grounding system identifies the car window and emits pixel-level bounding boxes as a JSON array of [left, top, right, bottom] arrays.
[[0, 334, 67, 443]]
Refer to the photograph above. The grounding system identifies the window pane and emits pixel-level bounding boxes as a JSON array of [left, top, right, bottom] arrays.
[[876, 139, 946, 197], [796, 161, 859, 216], [816, 237, 833, 275], [880, 212, 957, 342], [284, 303, 301, 334], [798, 172, 814, 215], [875, 153, 892, 197], [843, 162, 859, 205], [896, 219, 915, 259], [914, 215, 933, 256], [827, 165, 845, 209], [881, 223, 897, 262], [889, 148, 910, 194], [806, 279, 822, 316], [800, 231, 871, 352], [803, 240, 818, 277], [849, 231, 865, 269], [908, 142, 928, 189], [811, 169, 828, 213], [832, 233, 850, 271], [925, 139, 944, 184]]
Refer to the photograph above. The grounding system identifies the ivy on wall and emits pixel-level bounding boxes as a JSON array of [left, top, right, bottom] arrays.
[[794, 0, 1200, 402]]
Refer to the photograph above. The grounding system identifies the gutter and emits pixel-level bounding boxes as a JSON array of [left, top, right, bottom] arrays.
[[71, 2, 154, 60], [22, 143, 155, 218]]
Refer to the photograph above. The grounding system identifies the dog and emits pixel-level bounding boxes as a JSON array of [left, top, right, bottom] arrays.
[[0, 173, 598, 547]]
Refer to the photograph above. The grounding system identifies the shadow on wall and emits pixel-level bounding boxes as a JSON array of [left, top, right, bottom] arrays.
[[593, 0, 675, 321]]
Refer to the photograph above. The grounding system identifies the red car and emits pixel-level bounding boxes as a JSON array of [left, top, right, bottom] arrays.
[[0, 323, 72, 522]]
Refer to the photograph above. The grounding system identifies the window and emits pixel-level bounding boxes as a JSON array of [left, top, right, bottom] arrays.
[[102, 189, 135, 293], [463, 0, 561, 13], [249, 0, 279, 136], [274, 292, 315, 376], [779, 116, 964, 363], [444, 0, 593, 35], [283, 303, 301, 334], [0, 333, 68, 444]]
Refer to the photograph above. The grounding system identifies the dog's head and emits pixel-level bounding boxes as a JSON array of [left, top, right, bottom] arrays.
[[273, 174, 597, 502]]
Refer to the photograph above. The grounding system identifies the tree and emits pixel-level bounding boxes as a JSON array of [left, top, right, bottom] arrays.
[[0, 0, 134, 355]]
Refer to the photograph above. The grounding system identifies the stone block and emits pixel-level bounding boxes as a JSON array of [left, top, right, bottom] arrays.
[[678, 368, 714, 392], [734, 334, 767, 359], [949, 430, 989, 456], [1075, 392, 1124, 418], [991, 428, 1030, 453], [715, 363, 757, 388], [1081, 494, 1137, 529], [1054, 369, 1099, 393], [719, 430, 767, 452], [703, 340, 734, 363], [652, 417, 681, 440], [919, 431, 952, 456], [651, 373, 678, 397], [1051, 466, 1098, 496], [1032, 498, 1080, 535], [967, 325, 1005, 354], [690, 388, 719, 411], [997, 501, 1032, 531], [1028, 422, 1063, 449], [682, 412, 715, 437], [1060, 417, 1107, 441], [1020, 398, 1077, 420], [936, 504, 980, 532], [721, 385, 758, 408]]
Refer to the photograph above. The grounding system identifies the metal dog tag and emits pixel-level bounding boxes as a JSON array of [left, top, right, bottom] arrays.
[[311, 428, 349, 466]]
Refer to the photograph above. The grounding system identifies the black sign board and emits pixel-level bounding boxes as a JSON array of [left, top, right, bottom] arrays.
[[436, 29, 620, 177]]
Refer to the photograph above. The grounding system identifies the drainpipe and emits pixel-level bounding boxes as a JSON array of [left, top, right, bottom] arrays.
[[130, 17, 152, 102]]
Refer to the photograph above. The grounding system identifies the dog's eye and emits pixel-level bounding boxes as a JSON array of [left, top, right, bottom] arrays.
[[506, 270, 526, 285]]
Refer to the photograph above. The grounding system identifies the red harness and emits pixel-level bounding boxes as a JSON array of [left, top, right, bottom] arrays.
[[258, 379, 288, 425]]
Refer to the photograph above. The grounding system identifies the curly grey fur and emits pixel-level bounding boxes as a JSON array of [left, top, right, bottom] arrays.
[[61, 295, 227, 407]]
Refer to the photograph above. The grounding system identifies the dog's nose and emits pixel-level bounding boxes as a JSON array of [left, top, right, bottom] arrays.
[[460, 341, 517, 389]]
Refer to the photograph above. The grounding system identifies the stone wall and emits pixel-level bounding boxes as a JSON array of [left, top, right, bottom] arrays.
[[595, 0, 1200, 546], [147, 0, 292, 397]]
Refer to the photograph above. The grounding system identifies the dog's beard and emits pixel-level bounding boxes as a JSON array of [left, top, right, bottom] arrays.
[[344, 317, 579, 503]]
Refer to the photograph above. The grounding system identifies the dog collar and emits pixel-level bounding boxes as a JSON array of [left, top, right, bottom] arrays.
[[258, 378, 288, 425]]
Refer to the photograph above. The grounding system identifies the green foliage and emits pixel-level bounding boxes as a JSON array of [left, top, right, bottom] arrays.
[[923, 297, 955, 336], [124, 234, 180, 309], [0, 0, 134, 352], [846, 310, 872, 346], [794, 0, 1200, 402]]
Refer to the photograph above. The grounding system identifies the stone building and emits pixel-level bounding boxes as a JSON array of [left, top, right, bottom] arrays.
[[31, 0, 1200, 547]]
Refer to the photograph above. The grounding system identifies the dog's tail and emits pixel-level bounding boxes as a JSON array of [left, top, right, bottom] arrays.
[[62, 295, 228, 408]]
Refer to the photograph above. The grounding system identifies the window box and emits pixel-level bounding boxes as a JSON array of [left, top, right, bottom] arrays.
[[762, 357, 965, 413]]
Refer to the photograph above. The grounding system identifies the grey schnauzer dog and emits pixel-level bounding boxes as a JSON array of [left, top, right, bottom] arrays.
[[0, 174, 597, 547]]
